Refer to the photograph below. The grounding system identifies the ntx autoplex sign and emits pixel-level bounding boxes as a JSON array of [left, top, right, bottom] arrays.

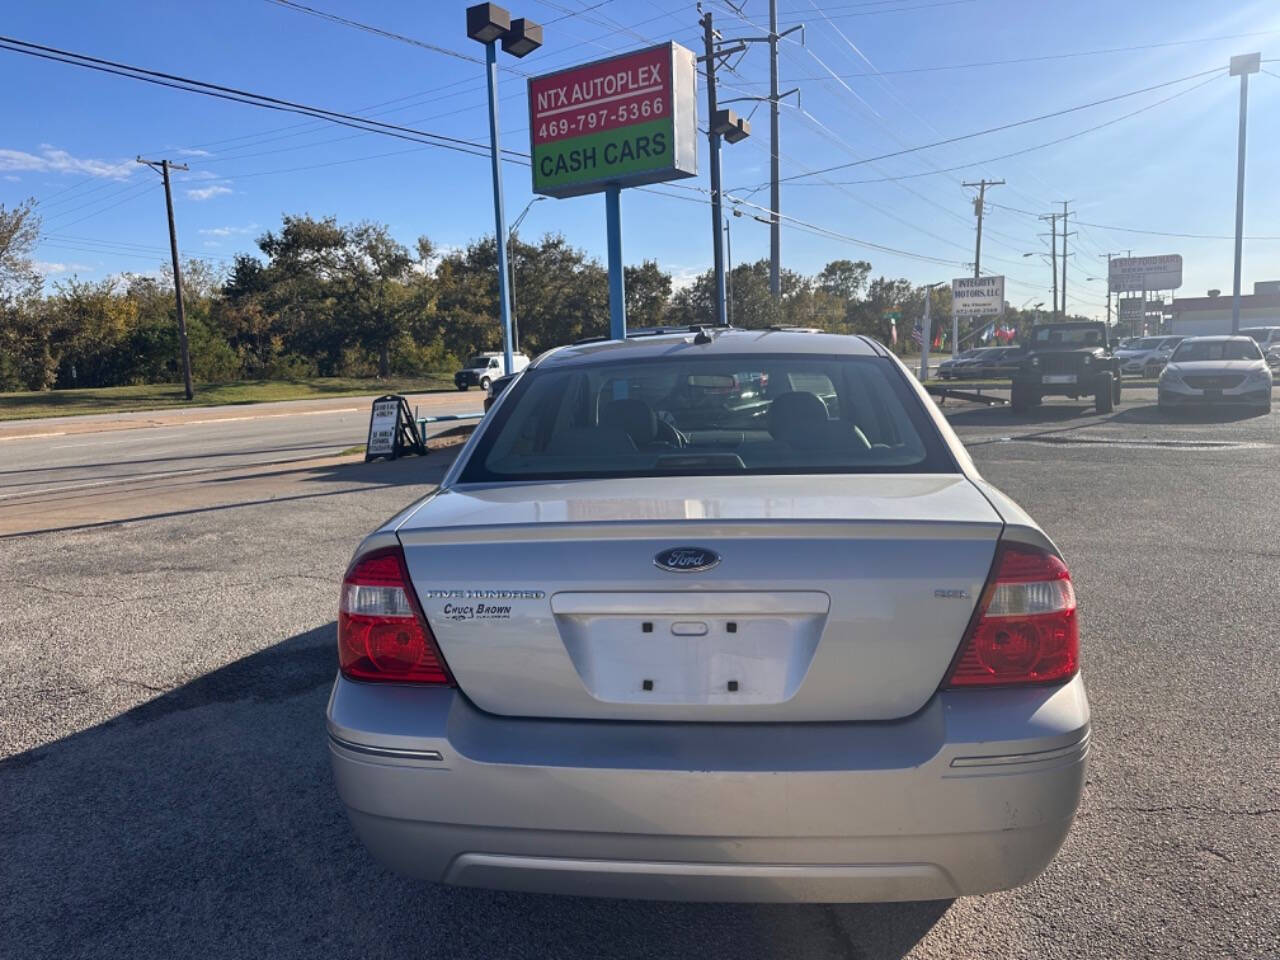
[[528, 42, 697, 198]]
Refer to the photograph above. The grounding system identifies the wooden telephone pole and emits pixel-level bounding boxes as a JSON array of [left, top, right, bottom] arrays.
[[962, 178, 1003, 278], [137, 157, 194, 400]]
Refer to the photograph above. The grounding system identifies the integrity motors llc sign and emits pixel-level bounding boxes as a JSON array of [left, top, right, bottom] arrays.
[[527, 42, 697, 198], [952, 275, 1006, 317]]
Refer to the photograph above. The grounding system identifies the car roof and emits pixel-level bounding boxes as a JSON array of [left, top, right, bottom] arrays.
[[1177, 335, 1254, 343], [1032, 320, 1101, 328], [531, 328, 883, 369]]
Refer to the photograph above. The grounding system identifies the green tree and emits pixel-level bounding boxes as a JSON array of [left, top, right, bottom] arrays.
[[624, 259, 671, 327]]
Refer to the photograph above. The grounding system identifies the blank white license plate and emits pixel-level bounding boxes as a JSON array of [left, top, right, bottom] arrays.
[[1042, 374, 1076, 384]]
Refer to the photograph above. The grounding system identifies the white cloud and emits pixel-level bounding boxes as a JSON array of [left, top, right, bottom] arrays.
[[176, 148, 213, 157], [36, 260, 95, 275], [0, 145, 133, 179], [3, 175, 18, 182], [186, 185, 232, 201], [198, 223, 257, 237], [669, 265, 703, 292], [181, 170, 222, 181]]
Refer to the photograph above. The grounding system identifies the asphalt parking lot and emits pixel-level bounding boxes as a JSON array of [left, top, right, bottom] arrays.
[[2, 387, 1277, 960]]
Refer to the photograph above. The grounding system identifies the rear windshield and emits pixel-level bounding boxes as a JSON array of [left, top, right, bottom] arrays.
[[1033, 326, 1103, 347], [1127, 338, 1162, 350], [460, 353, 956, 481], [1172, 340, 1262, 362]]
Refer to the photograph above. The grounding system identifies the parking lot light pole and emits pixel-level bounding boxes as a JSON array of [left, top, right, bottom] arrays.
[[1229, 52, 1260, 335], [466, 4, 542, 373]]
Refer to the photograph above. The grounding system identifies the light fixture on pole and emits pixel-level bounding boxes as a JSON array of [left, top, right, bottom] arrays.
[[1229, 52, 1259, 335], [466, 3, 542, 375], [507, 196, 545, 352]]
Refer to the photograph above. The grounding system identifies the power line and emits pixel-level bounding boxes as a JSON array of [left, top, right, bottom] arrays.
[[767, 75, 1216, 190], [0, 35, 530, 161], [777, 0, 978, 22], [987, 200, 1280, 241], [730, 28, 1280, 82], [778, 66, 1223, 183], [263, 0, 490, 68]]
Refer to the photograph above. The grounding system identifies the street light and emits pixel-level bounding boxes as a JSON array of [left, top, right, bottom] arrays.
[[466, 3, 543, 375], [507, 196, 545, 352]]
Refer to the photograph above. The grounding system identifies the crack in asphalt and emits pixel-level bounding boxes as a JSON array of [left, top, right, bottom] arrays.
[[0, 572, 335, 607]]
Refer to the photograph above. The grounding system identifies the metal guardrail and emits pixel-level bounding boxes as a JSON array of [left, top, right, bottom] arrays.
[[415, 412, 485, 432]]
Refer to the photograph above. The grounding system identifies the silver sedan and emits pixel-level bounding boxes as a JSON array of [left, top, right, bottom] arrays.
[[1158, 335, 1273, 413], [327, 329, 1089, 903]]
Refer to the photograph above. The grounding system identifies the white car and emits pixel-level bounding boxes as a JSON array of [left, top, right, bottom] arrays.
[[1115, 336, 1181, 377], [329, 329, 1089, 903], [1159, 335, 1272, 413]]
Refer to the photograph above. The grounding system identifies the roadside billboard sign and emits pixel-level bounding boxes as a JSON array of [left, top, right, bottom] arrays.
[[951, 275, 1005, 317], [1109, 255, 1182, 292], [528, 42, 698, 198], [1117, 298, 1144, 321]]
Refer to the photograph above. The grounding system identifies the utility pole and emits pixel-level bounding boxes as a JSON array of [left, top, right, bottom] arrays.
[[1229, 53, 1260, 334], [1040, 212, 1059, 319], [1058, 200, 1074, 318], [698, 12, 752, 326], [724, 215, 734, 326], [1099, 251, 1129, 328], [137, 157, 193, 401], [701, 12, 727, 327], [962, 179, 1003, 279], [768, 0, 780, 299], [711, 4, 799, 303]]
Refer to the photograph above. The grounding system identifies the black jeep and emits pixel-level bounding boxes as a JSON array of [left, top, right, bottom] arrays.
[[1010, 321, 1122, 414]]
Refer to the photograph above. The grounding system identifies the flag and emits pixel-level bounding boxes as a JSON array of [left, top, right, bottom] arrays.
[[884, 307, 902, 346], [911, 318, 924, 346]]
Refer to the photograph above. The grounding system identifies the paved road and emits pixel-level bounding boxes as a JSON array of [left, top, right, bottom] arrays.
[[0, 392, 481, 535], [1, 390, 1277, 959]]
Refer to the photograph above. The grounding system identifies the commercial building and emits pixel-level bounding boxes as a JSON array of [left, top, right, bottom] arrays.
[[1169, 281, 1280, 336]]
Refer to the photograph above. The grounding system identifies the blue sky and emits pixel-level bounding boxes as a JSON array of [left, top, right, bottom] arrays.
[[3, 0, 1279, 318]]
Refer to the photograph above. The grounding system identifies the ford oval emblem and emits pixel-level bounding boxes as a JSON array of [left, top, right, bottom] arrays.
[[654, 546, 721, 573]]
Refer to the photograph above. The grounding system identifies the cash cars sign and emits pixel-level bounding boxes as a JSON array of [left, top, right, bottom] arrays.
[[528, 42, 698, 198]]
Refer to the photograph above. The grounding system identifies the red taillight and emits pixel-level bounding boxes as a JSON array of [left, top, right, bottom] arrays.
[[338, 547, 452, 685], [943, 541, 1079, 688]]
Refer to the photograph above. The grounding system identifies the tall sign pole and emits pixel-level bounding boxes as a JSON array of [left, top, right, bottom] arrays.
[[137, 157, 193, 401], [605, 186, 626, 339], [1229, 53, 1260, 334]]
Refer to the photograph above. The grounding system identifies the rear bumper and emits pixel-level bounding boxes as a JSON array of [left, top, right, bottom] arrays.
[[327, 674, 1089, 902]]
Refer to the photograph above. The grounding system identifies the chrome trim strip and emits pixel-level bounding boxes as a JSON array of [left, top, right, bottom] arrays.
[[328, 734, 443, 762], [950, 734, 1089, 768]]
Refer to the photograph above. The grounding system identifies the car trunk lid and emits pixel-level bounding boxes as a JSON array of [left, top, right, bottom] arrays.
[[397, 475, 1003, 722]]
